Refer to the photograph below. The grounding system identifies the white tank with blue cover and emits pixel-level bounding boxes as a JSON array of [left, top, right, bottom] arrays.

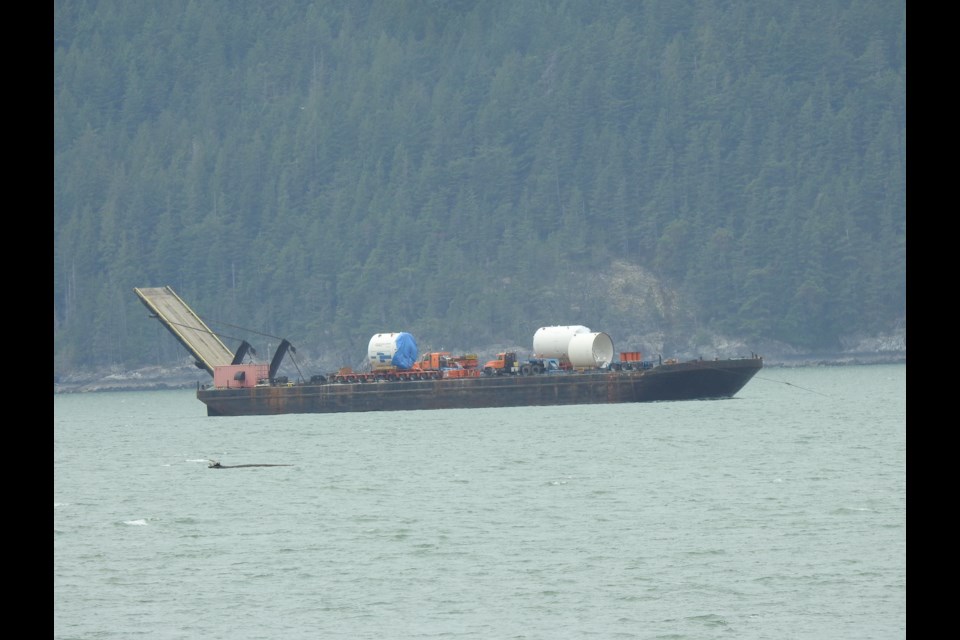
[[367, 332, 418, 370]]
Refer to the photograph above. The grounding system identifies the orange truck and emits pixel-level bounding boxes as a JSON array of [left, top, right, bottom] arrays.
[[326, 352, 482, 383], [481, 352, 566, 376]]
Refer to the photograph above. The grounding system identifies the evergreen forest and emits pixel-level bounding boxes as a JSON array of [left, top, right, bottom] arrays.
[[53, 0, 906, 375]]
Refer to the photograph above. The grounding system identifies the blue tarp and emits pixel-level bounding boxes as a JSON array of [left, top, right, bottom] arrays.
[[392, 332, 418, 369]]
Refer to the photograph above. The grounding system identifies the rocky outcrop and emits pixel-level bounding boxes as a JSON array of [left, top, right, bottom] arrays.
[[54, 363, 208, 394]]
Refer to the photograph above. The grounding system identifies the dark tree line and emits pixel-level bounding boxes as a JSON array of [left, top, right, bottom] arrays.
[[54, 0, 906, 372]]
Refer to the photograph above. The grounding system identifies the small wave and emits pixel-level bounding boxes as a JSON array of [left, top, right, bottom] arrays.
[[124, 519, 148, 526], [54, 502, 70, 508], [686, 613, 730, 627], [832, 507, 873, 515]]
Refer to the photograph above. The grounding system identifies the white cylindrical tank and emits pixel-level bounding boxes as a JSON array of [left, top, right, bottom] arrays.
[[567, 332, 615, 368], [367, 332, 418, 370], [532, 325, 591, 358]]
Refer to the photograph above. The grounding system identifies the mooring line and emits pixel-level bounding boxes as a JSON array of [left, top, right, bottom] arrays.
[[755, 375, 830, 396]]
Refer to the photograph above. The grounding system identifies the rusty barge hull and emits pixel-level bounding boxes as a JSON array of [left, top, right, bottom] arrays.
[[197, 357, 762, 416]]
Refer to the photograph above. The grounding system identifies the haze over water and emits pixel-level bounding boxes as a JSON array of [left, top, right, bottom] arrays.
[[54, 364, 906, 639]]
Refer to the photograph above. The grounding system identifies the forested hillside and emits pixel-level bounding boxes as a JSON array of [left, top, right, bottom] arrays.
[[54, 0, 906, 374]]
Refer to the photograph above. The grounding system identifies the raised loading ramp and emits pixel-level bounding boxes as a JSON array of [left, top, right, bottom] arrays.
[[134, 286, 235, 376]]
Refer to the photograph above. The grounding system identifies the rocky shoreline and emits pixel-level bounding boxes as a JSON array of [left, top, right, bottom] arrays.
[[53, 350, 906, 395]]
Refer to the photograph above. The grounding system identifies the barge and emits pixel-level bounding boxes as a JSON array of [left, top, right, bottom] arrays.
[[134, 286, 762, 417]]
